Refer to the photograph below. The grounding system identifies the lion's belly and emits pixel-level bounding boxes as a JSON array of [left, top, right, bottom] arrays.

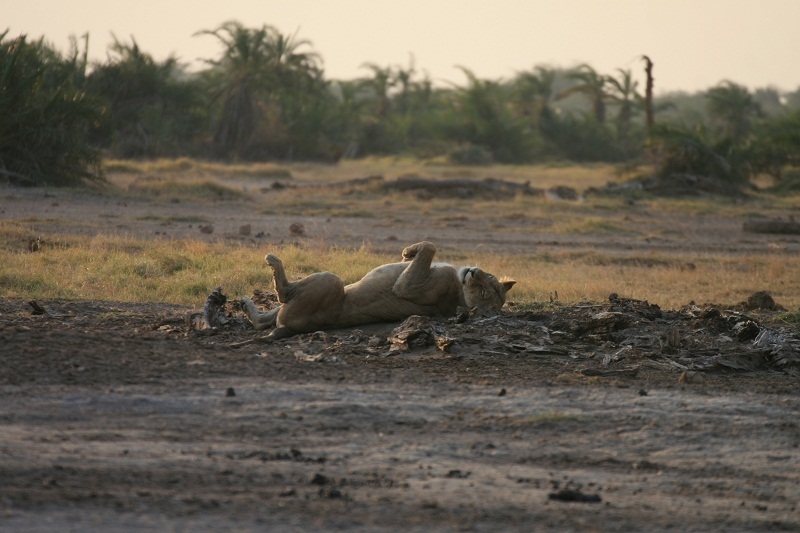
[[338, 286, 432, 327], [340, 295, 436, 326], [334, 263, 461, 327]]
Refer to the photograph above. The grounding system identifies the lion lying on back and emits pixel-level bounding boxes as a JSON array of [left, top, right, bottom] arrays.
[[240, 241, 515, 339]]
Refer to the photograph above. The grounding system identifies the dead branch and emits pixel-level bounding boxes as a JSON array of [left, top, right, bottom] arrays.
[[742, 219, 800, 235], [382, 175, 544, 198]]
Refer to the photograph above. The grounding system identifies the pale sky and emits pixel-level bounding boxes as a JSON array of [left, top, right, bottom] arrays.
[[5, 0, 800, 94]]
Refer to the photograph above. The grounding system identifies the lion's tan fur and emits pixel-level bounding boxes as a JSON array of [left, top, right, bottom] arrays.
[[240, 241, 514, 338]]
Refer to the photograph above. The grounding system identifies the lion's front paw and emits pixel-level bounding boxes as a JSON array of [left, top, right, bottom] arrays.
[[402, 241, 434, 261]]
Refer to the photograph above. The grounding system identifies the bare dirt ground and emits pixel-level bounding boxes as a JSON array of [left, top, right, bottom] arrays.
[[1, 179, 800, 532], [4, 178, 800, 258]]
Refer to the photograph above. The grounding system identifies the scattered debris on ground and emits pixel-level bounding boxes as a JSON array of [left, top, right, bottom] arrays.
[[587, 173, 748, 198], [383, 174, 545, 199], [743, 218, 800, 235], [185, 289, 800, 379]]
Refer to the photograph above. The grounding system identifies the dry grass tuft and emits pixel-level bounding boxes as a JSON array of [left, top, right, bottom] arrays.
[[126, 177, 243, 201], [105, 158, 293, 179]]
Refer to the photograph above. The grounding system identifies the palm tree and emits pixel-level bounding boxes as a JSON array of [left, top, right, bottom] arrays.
[[196, 22, 271, 157], [359, 62, 395, 118], [451, 67, 529, 163], [196, 21, 322, 159], [87, 35, 201, 157], [262, 28, 322, 91], [605, 68, 641, 140], [558, 64, 609, 123], [454, 66, 502, 133], [328, 80, 369, 157], [512, 66, 556, 128], [410, 71, 434, 112], [642, 56, 655, 132], [394, 66, 413, 114], [705, 81, 762, 144]]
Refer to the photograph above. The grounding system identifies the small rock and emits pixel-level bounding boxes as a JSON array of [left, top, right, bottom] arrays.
[[238, 224, 251, 236], [547, 185, 580, 201], [745, 291, 782, 311], [322, 487, 343, 499], [311, 473, 329, 485], [199, 224, 214, 234], [548, 489, 601, 503], [28, 300, 47, 315], [678, 371, 705, 385], [225, 387, 236, 397]]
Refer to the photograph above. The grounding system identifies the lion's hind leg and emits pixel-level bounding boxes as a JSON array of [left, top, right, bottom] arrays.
[[266, 253, 293, 303], [243, 252, 347, 337], [239, 252, 290, 332], [276, 271, 345, 333], [240, 297, 280, 331]]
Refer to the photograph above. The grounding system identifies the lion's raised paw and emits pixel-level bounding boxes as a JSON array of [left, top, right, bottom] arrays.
[[265, 254, 283, 268]]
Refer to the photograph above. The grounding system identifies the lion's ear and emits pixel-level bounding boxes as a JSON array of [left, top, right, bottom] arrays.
[[502, 280, 516, 293]]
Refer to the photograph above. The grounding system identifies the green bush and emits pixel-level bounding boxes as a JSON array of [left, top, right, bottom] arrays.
[[650, 123, 747, 183], [85, 36, 206, 158], [0, 31, 102, 186]]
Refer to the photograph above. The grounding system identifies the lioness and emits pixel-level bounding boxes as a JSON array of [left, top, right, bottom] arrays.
[[240, 241, 515, 339]]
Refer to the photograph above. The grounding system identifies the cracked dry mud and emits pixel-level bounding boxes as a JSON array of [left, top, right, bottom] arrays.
[[1, 184, 800, 532]]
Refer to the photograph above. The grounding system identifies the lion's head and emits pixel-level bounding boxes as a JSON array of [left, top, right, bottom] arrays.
[[460, 267, 515, 310]]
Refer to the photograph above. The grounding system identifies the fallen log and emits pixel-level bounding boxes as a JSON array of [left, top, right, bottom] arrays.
[[742, 219, 800, 235], [322, 175, 385, 188], [382, 174, 544, 199]]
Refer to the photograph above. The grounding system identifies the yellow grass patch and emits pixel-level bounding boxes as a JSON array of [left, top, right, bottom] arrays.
[[125, 177, 243, 201], [2, 222, 797, 311], [104, 157, 292, 179]]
